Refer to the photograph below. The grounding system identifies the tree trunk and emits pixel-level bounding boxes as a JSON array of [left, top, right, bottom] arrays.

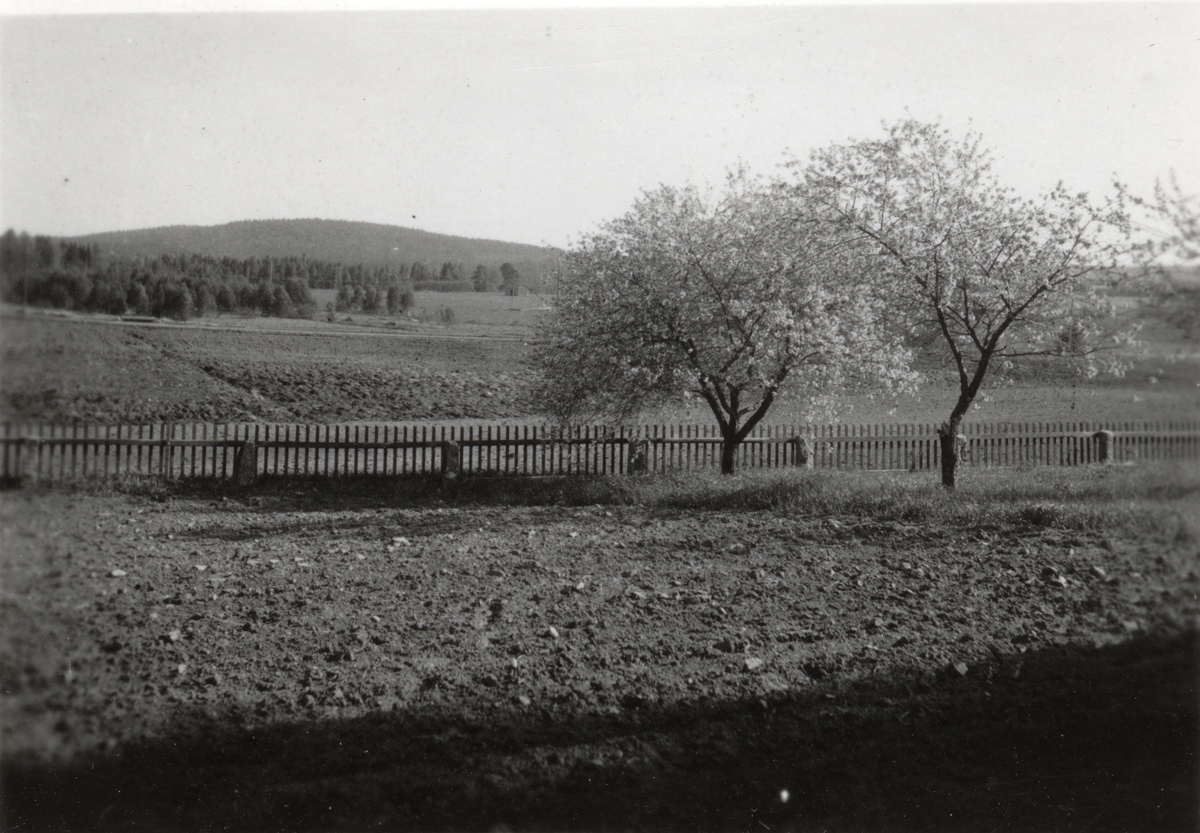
[[720, 433, 738, 475], [937, 421, 960, 489], [698, 381, 778, 476], [233, 441, 257, 487]]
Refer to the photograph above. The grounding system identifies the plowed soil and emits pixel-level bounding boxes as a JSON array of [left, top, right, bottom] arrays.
[[2, 480, 1197, 831], [1, 315, 536, 425], [4, 312, 1200, 428]]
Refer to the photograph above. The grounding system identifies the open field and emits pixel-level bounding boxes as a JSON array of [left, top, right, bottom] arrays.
[[2, 299, 1198, 428], [2, 465, 1198, 830], [3, 298, 1198, 830], [1, 311, 536, 424], [310, 289, 553, 330]]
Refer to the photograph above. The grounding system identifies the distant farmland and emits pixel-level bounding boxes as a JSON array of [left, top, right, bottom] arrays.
[[310, 289, 553, 330], [1, 291, 1197, 427]]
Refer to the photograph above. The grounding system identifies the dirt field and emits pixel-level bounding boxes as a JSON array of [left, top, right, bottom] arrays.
[[3, 305, 1197, 428], [2, 467, 1197, 831], [1, 312, 536, 425], [2, 302, 1198, 831]]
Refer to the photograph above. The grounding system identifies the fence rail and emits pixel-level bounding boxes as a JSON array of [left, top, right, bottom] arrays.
[[2, 420, 1198, 483]]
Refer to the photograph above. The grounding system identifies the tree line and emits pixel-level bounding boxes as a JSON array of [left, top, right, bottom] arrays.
[[68, 218, 557, 282], [0, 231, 524, 320]]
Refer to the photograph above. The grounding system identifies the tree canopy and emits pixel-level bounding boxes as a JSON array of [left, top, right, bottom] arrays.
[[1129, 172, 1200, 340], [794, 120, 1136, 486], [534, 173, 915, 474]]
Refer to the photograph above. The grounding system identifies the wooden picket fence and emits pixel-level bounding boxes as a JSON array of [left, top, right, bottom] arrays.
[[1, 420, 1198, 483]]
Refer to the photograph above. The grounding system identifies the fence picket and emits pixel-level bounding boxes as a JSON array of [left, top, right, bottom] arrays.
[[2, 419, 1198, 483]]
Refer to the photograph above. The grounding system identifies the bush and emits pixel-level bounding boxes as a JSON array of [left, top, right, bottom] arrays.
[[386, 285, 414, 315]]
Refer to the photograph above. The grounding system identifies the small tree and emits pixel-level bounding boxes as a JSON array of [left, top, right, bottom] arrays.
[[270, 284, 295, 318], [336, 281, 353, 312], [535, 173, 914, 474], [155, 280, 194, 321], [797, 120, 1135, 487], [500, 263, 519, 296], [126, 281, 151, 315], [471, 265, 492, 292], [194, 282, 217, 317]]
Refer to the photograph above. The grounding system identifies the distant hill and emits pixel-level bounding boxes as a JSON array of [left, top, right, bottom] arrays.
[[70, 219, 561, 277]]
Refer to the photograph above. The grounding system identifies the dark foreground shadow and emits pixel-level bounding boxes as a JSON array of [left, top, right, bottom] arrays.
[[3, 630, 1196, 833]]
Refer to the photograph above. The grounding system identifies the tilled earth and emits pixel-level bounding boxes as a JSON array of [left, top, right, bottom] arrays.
[[6, 313, 1200, 429], [2, 483, 1197, 831], [1, 316, 536, 424]]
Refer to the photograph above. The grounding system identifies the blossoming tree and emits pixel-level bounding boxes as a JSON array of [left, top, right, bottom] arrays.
[[534, 173, 914, 474], [796, 120, 1136, 487], [1132, 173, 1200, 339]]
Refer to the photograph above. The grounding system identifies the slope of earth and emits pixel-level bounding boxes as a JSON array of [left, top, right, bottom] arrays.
[[5, 311, 1199, 430], [1, 316, 535, 424], [2, 473, 1197, 831]]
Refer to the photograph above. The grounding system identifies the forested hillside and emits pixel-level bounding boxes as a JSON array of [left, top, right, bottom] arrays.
[[0, 233, 419, 320], [1, 219, 559, 321], [69, 219, 559, 289]]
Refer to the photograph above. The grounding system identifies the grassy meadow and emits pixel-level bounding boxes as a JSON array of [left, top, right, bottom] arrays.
[[309, 289, 553, 330]]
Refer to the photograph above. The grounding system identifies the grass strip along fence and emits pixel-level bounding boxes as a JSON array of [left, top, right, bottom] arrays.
[[2, 420, 1198, 484]]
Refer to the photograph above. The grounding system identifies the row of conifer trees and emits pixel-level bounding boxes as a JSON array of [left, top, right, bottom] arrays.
[[0, 230, 520, 320]]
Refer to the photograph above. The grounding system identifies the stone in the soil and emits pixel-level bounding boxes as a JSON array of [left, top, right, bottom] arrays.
[[759, 672, 791, 692]]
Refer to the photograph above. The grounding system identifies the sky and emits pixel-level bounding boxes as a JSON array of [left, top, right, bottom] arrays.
[[1, 2, 1197, 249]]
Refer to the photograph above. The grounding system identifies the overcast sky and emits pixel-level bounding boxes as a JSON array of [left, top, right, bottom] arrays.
[[1, 3, 1197, 248]]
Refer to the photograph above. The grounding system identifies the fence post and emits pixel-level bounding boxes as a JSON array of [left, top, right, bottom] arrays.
[[789, 435, 812, 469], [20, 436, 38, 483], [441, 440, 460, 478], [1093, 430, 1114, 464], [628, 439, 648, 474], [233, 440, 258, 486]]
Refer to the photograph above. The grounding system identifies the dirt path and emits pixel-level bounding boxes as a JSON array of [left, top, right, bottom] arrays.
[[2, 484, 1196, 831]]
